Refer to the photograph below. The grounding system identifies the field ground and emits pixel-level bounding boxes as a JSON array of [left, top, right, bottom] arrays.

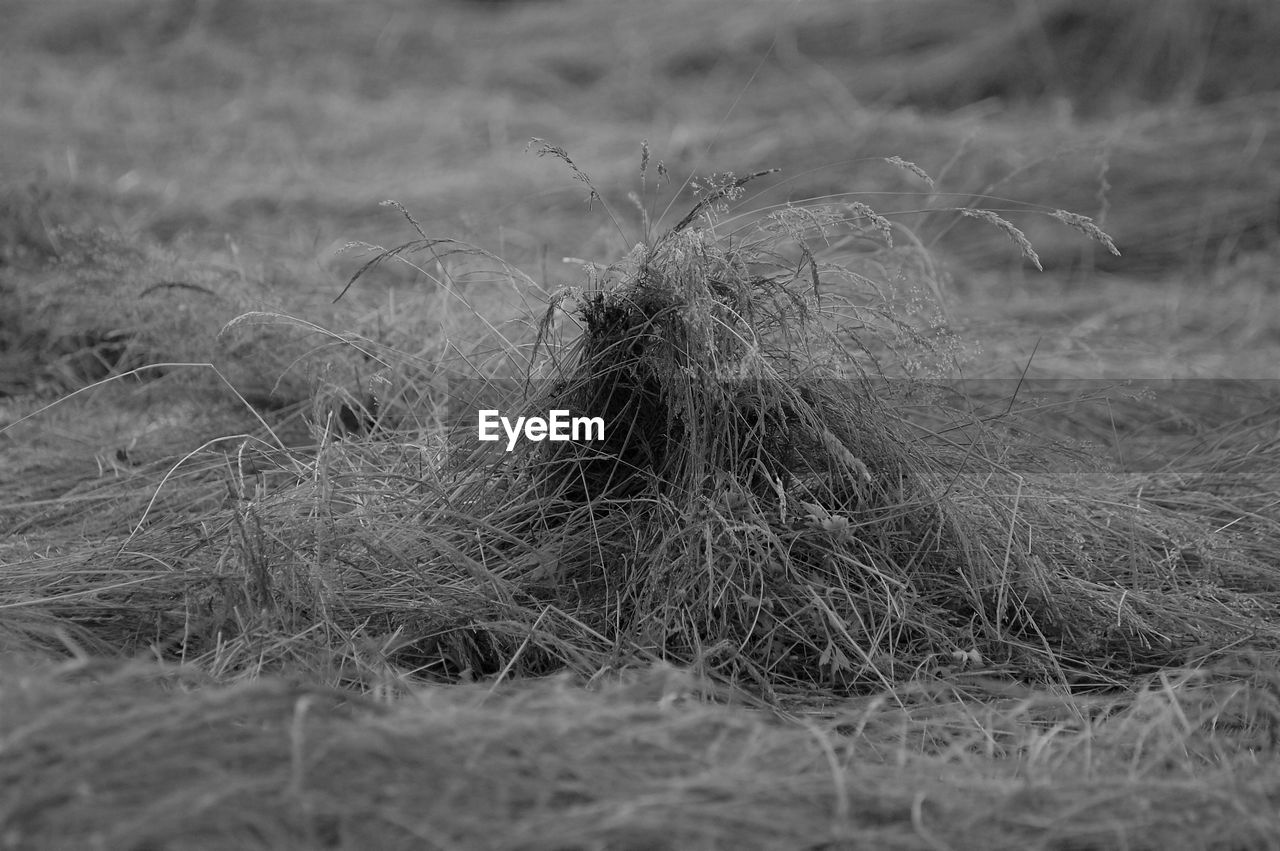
[[3, 0, 1280, 848]]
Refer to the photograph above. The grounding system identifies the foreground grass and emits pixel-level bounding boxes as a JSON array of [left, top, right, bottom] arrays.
[[3, 658, 1279, 851]]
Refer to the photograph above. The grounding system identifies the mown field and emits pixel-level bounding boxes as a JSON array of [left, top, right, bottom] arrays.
[[3, 0, 1280, 848]]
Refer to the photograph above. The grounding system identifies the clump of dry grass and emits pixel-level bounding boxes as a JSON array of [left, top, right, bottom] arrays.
[[414, 149, 1276, 691], [4, 146, 1279, 701]]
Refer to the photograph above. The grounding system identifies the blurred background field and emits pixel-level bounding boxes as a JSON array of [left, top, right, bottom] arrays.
[[3, 1, 1280, 848]]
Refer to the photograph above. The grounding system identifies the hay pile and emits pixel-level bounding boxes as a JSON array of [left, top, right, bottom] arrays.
[[7, 187, 1277, 698], [432, 207, 1280, 692]]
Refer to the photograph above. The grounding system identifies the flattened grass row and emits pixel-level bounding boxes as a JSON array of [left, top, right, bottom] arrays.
[[4, 659, 1280, 851]]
